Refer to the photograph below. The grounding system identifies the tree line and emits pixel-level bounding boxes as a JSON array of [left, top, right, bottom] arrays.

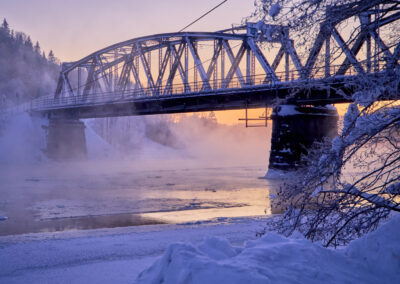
[[0, 18, 60, 105]]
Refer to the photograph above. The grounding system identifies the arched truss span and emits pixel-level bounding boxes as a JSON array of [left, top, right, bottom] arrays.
[[55, 9, 400, 102], [55, 24, 301, 99]]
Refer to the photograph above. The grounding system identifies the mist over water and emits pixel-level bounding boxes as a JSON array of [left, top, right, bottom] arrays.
[[85, 113, 270, 168], [0, 112, 47, 165], [0, 111, 273, 236]]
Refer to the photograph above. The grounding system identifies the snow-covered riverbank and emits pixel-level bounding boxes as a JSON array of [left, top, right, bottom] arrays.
[[1, 215, 399, 284], [0, 217, 268, 283], [137, 214, 400, 284]]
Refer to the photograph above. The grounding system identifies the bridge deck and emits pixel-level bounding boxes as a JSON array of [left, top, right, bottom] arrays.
[[31, 75, 358, 119]]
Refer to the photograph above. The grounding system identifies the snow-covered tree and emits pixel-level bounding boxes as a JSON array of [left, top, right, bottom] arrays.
[[249, 0, 400, 246]]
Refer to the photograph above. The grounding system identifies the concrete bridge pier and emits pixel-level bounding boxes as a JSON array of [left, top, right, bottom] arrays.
[[266, 104, 338, 213], [45, 119, 87, 160], [267, 104, 338, 176]]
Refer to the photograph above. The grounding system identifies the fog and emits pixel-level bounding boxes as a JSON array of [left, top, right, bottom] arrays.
[[0, 111, 272, 235], [85, 113, 270, 170], [0, 111, 271, 169]]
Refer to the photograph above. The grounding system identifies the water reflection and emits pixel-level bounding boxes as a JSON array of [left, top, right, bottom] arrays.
[[0, 213, 164, 236], [0, 165, 275, 236]]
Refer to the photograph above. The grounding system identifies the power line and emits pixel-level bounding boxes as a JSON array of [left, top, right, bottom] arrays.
[[178, 0, 228, 33]]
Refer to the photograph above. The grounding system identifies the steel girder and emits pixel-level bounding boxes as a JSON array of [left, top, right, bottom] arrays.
[[53, 11, 400, 105], [54, 24, 304, 100]]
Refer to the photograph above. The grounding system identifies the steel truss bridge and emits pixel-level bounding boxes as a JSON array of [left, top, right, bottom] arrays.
[[31, 4, 400, 119]]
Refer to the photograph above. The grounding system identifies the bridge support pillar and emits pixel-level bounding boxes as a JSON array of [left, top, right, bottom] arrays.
[[45, 119, 87, 160], [267, 104, 338, 175], [266, 105, 338, 213]]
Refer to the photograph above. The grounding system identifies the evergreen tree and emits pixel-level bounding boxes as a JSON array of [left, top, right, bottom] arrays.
[[0, 18, 10, 39], [48, 50, 56, 63], [34, 41, 40, 54], [0, 19, 60, 102], [15, 32, 23, 45], [1, 18, 9, 34], [25, 36, 33, 49]]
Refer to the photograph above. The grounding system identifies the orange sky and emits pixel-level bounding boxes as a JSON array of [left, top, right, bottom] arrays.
[[187, 104, 349, 126]]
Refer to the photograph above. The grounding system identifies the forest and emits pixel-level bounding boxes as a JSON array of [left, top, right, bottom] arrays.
[[0, 19, 59, 106]]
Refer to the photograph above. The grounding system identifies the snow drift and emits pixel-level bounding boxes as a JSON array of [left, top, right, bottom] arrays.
[[136, 215, 400, 283]]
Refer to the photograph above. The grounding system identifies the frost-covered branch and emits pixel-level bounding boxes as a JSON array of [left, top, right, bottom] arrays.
[[258, 0, 400, 247]]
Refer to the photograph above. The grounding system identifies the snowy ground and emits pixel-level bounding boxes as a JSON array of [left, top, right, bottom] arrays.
[[0, 217, 268, 283], [1, 214, 399, 284], [137, 215, 400, 284]]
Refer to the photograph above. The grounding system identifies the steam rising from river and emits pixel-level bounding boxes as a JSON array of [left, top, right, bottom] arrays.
[[87, 113, 271, 170], [0, 112, 272, 234], [0, 112, 271, 171]]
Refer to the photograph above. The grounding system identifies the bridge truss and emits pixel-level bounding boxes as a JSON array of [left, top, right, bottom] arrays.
[[54, 23, 301, 98], [32, 4, 400, 117]]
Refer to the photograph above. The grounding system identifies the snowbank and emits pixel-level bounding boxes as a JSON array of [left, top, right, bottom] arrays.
[[346, 216, 400, 279], [0, 217, 267, 283], [136, 216, 400, 284]]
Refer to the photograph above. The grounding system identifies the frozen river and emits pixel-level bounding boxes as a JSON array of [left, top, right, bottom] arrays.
[[0, 112, 275, 236], [0, 161, 274, 236]]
